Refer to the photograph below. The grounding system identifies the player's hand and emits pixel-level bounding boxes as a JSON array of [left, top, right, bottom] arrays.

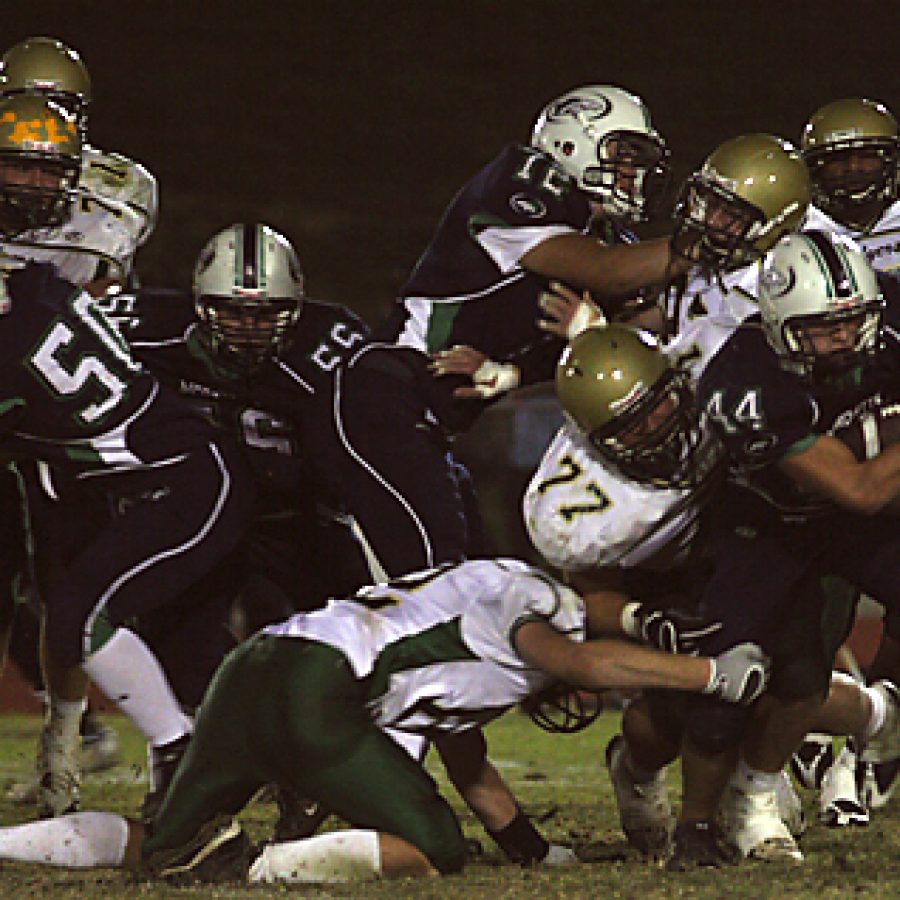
[[430, 346, 519, 399], [703, 642, 770, 704], [621, 602, 723, 654], [537, 281, 606, 340]]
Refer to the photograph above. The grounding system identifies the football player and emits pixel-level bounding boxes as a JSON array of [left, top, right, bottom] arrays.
[[0, 558, 769, 885], [0, 94, 256, 820], [687, 229, 900, 862], [0, 36, 157, 289], [0, 35, 160, 808], [793, 96, 900, 818], [524, 321, 899, 867]]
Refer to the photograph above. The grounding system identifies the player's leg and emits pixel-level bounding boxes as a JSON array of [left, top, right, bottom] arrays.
[[331, 347, 469, 576], [40, 442, 253, 816]]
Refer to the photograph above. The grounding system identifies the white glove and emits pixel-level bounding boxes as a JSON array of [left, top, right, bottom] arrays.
[[703, 642, 770, 704]]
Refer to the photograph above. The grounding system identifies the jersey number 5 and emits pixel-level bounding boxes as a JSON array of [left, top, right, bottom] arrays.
[[29, 294, 141, 426]]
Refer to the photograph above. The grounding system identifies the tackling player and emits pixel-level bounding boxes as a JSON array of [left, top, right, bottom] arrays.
[[0, 558, 769, 885]]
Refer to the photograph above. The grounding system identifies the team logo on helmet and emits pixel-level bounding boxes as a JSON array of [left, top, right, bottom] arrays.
[[549, 94, 612, 121], [759, 265, 796, 299], [0, 107, 77, 153]]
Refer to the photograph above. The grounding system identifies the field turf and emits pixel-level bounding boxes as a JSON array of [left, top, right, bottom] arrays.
[[0, 711, 896, 898]]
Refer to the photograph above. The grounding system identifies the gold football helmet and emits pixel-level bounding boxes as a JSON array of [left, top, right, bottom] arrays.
[[0, 37, 91, 138], [672, 133, 811, 271], [556, 324, 705, 485], [801, 98, 898, 226], [0, 93, 81, 236]]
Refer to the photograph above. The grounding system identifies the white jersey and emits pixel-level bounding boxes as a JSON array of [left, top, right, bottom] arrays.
[[803, 200, 900, 275], [265, 558, 585, 735], [524, 421, 704, 571], [0, 145, 157, 287], [665, 262, 761, 339]]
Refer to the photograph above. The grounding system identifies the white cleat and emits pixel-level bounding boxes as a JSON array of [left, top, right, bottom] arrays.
[[819, 742, 869, 827], [719, 783, 803, 862], [78, 718, 121, 774], [790, 733, 834, 790], [604, 734, 673, 856]]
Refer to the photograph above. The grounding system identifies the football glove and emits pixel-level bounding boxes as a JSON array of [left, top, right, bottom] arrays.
[[702, 642, 770, 705], [621, 602, 723, 654]]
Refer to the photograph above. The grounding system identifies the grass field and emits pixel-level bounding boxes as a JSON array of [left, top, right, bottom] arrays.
[[0, 711, 897, 898]]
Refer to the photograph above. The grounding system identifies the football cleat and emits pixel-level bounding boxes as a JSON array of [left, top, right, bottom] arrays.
[[858, 757, 900, 810], [666, 820, 736, 871], [790, 733, 834, 790], [146, 815, 254, 884], [604, 734, 673, 856], [718, 783, 803, 862], [820, 741, 869, 827], [859, 680, 900, 765], [36, 719, 80, 818]]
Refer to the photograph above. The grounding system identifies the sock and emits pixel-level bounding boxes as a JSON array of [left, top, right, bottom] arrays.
[[0, 812, 129, 867], [46, 696, 87, 745], [81, 628, 191, 746], [249, 829, 381, 884], [861, 683, 887, 743], [733, 758, 781, 794]]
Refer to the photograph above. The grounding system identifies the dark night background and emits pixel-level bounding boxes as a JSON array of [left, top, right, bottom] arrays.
[[4, 0, 897, 324]]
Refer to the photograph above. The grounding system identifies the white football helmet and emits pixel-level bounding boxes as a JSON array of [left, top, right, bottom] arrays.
[[530, 85, 670, 222], [757, 229, 883, 377], [193, 223, 304, 368]]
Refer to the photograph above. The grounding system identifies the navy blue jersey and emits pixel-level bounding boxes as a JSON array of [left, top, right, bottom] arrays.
[[111, 288, 370, 501], [699, 290, 900, 519], [376, 142, 632, 429], [0, 263, 211, 474]]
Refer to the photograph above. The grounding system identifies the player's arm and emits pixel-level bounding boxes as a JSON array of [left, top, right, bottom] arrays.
[[513, 619, 767, 704], [778, 434, 900, 515], [434, 728, 574, 865], [521, 234, 689, 299], [567, 568, 722, 653]]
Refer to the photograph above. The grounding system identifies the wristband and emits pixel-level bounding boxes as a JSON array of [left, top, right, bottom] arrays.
[[471, 360, 520, 398], [487, 809, 549, 864]]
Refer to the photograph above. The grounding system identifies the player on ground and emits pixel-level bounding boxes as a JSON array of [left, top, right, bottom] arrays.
[[0, 558, 769, 885]]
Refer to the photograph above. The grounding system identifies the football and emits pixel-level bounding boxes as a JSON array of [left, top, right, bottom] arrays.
[[833, 402, 900, 460]]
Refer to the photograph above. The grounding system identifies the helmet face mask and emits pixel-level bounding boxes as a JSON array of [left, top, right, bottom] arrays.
[[0, 94, 80, 237], [193, 223, 304, 370], [0, 37, 91, 139], [531, 85, 671, 223], [556, 325, 712, 487], [801, 99, 899, 226], [672, 134, 811, 272], [758, 230, 884, 379]]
